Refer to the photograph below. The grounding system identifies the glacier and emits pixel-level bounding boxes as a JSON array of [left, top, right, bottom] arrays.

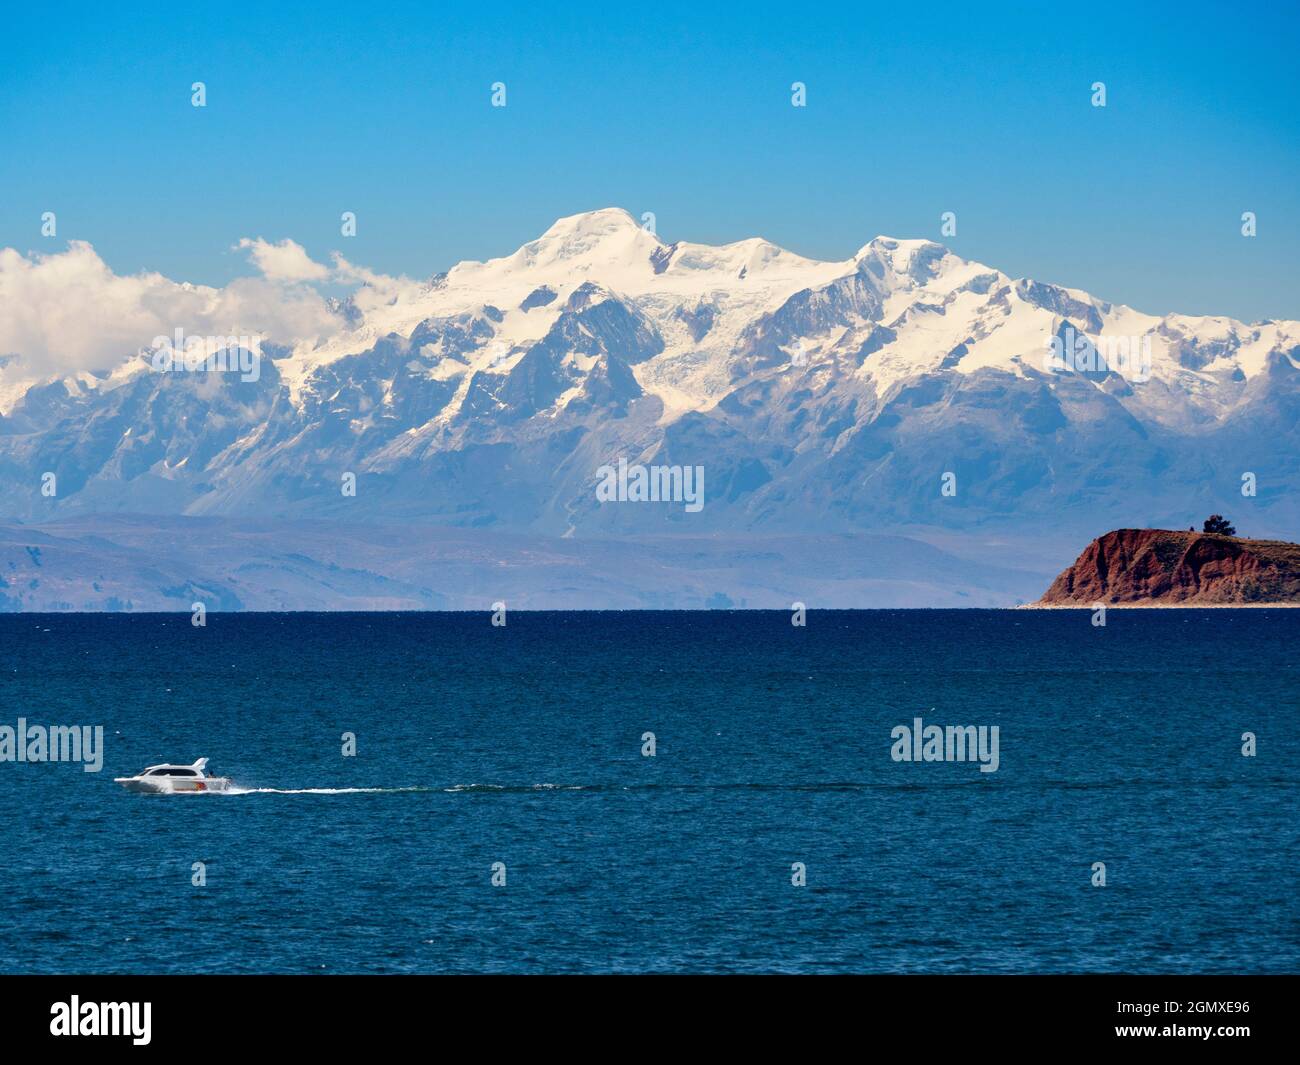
[[0, 208, 1296, 609]]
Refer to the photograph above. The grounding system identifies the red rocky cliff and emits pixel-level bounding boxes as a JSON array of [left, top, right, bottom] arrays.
[[1036, 529, 1300, 605]]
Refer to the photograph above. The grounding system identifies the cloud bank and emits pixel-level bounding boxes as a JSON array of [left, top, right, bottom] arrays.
[[0, 238, 409, 382]]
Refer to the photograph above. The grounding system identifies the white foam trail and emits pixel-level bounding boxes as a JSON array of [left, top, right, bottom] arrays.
[[224, 783, 589, 796], [442, 783, 587, 792], [225, 785, 430, 795]]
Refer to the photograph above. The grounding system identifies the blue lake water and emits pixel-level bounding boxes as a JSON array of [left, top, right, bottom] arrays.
[[0, 610, 1296, 973]]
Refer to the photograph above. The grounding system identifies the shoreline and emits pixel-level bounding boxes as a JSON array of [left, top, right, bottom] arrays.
[[1020, 601, 1300, 609]]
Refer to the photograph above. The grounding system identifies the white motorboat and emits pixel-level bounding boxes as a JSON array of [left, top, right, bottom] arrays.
[[114, 758, 232, 794]]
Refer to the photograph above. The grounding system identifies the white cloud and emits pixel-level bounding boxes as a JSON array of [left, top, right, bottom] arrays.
[[236, 237, 331, 283], [330, 252, 426, 316], [0, 239, 438, 417], [0, 241, 343, 380]]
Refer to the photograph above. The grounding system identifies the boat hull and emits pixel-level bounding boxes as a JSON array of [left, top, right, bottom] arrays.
[[114, 777, 232, 794]]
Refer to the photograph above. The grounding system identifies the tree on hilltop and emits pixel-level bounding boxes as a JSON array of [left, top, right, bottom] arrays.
[[1203, 515, 1236, 536]]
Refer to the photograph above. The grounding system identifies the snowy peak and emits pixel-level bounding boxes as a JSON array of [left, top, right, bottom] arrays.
[[442, 209, 854, 303], [855, 235, 948, 268], [491, 207, 662, 278], [854, 236, 984, 291], [4, 208, 1300, 545], [535, 206, 651, 247]]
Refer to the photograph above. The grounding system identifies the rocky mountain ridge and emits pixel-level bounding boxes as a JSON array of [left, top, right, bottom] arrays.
[[1036, 528, 1300, 605]]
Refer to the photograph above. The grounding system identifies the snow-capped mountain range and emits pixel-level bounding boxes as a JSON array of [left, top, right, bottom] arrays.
[[1, 208, 1296, 608]]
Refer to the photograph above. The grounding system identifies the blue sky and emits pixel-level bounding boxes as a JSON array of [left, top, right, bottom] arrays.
[[1, 0, 1297, 320]]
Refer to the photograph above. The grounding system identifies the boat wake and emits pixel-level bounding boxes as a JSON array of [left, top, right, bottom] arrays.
[[225, 785, 437, 795], [223, 782, 863, 797], [223, 783, 586, 796], [218, 777, 1298, 797]]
